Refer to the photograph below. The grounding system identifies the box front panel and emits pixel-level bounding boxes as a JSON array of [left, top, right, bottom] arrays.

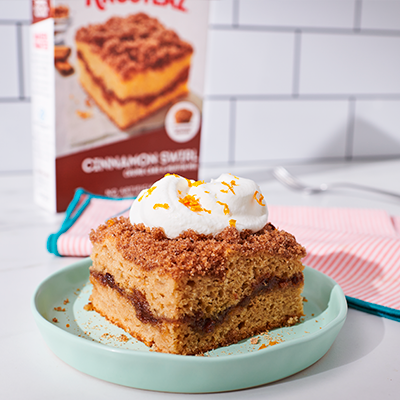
[[33, 0, 208, 212]]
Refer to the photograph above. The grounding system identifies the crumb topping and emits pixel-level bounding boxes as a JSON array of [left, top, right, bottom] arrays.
[[75, 13, 193, 79], [84, 302, 94, 311], [90, 217, 306, 278]]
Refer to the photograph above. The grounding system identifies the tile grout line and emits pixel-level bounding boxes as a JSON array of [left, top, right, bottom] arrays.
[[354, 0, 363, 32], [292, 30, 302, 97], [0, 97, 31, 103], [229, 98, 237, 165], [345, 97, 357, 161], [209, 24, 400, 38], [3, 17, 400, 38], [205, 94, 400, 101], [232, 0, 240, 28], [0, 20, 30, 25], [201, 154, 400, 168], [16, 22, 25, 100], [2, 93, 400, 103]]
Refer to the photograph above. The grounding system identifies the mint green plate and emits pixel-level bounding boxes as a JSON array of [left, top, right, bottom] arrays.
[[32, 258, 347, 393]]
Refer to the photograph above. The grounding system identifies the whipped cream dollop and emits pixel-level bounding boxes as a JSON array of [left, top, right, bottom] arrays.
[[129, 173, 268, 238]]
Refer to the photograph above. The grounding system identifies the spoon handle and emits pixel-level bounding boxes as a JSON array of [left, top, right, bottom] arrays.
[[329, 182, 400, 199]]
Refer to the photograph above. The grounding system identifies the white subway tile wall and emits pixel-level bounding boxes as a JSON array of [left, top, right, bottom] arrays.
[[353, 100, 400, 157], [202, 0, 400, 166], [21, 24, 31, 99], [0, 25, 20, 99], [201, 100, 231, 164], [0, 0, 31, 172], [238, 0, 356, 28], [1, 0, 400, 172], [0, 102, 32, 170], [300, 33, 400, 94], [234, 100, 349, 162], [0, 0, 31, 21], [205, 29, 295, 95], [361, 0, 400, 31]]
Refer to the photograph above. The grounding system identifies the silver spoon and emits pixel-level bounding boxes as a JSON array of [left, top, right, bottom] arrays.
[[272, 166, 400, 199]]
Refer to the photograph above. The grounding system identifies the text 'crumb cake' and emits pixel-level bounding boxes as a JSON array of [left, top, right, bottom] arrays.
[[76, 13, 193, 130], [89, 174, 306, 355]]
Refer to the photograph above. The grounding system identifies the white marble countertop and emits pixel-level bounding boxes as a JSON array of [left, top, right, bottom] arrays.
[[1, 159, 400, 399]]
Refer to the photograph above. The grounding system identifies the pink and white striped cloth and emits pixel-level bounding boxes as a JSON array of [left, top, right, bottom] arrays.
[[55, 197, 133, 257], [48, 193, 400, 318], [268, 206, 400, 313]]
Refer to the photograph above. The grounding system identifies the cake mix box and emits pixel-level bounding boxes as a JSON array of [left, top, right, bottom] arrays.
[[31, 0, 209, 212]]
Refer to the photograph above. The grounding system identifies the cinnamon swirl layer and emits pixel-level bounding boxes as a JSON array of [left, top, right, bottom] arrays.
[[90, 269, 304, 330]]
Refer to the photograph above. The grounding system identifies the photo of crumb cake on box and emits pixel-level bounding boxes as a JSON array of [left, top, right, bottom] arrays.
[[75, 13, 193, 130], [89, 174, 306, 355]]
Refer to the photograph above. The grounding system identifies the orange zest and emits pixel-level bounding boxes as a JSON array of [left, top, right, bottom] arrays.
[[216, 201, 230, 215], [165, 173, 202, 187], [153, 203, 169, 210], [184, 178, 193, 187], [253, 191, 266, 206], [137, 185, 157, 202], [146, 186, 157, 196], [179, 194, 211, 214], [191, 180, 205, 187], [221, 180, 237, 195]]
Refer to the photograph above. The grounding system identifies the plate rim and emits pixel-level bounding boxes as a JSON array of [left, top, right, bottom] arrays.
[[31, 258, 348, 391]]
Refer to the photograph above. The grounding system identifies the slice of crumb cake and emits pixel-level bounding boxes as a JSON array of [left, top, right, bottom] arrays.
[[89, 174, 306, 355]]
